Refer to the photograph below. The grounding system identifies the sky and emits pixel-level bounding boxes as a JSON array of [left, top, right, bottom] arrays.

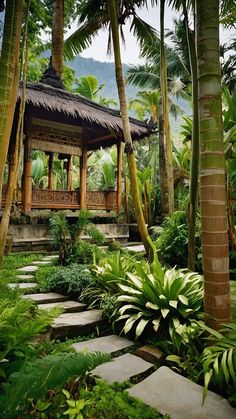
[[66, 3, 234, 65]]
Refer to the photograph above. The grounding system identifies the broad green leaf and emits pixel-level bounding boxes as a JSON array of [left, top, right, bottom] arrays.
[[136, 318, 149, 338], [161, 308, 170, 319], [178, 294, 188, 305]]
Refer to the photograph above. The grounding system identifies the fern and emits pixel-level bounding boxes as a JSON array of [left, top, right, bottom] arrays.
[[1, 351, 110, 417]]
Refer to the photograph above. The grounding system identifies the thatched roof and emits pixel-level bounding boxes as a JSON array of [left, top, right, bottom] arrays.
[[19, 82, 155, 141]]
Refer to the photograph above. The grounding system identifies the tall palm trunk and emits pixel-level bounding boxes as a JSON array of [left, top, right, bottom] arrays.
[[160, 0, 174, 215], [107, 0, 150, 253], [159, 112, 169, 214], [196, 0, 231, 328], [183, 5, 199, 271], [52, 0, 64, 78], [0, 0, 23, 205], [0, 0, 30, 267]]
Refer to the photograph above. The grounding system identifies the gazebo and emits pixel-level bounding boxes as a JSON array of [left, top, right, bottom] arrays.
[[3, 83, 154, 213], [3, 81, 154, 215]]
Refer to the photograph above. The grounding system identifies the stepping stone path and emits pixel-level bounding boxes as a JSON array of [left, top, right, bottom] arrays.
[[51, 310, 105, 339], [8, 282, 38, 290], [72, 334, 134, 355], [18, 265, 38, 273], [12, 255, 236, 418], [128, 367, 236, 419], [38, 300, 86, 313], [16, 274, 35, 281], [31, 261, 53, 265], [22, 292, 68, 304], [92, 353, 153, 384]]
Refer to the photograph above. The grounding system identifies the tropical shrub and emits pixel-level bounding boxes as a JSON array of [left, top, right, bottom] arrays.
[[201, 322, 236, 404], [117, 257, 203, 344], [47, 264, 95, 300], [1, 352, 110, 418], [82, 251, 149, 308], [155, 210, 201, 270], [75, 239, 105, 265], [0, 281, 59, 382], [49, 210, 105, 265]]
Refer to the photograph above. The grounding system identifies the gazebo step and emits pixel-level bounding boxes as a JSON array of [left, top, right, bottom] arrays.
[[51, 310, 105, 340]]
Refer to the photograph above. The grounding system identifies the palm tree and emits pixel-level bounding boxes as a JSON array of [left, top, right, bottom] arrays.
[[74, 74, 117, 106], [196, 0, 231, 328], [52, 0, 64, 79], [0, 0, 23, 205], [106, 0, 150, 253], [129, 90, 160, 123]]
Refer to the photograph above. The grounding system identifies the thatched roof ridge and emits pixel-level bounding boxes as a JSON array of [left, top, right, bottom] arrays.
[[19, 82, 155, 138]]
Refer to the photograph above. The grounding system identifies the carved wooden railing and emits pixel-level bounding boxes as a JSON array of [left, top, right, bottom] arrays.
[[31, 188, 117, 211], [31, 188, 80, 209], [87, 191, 117, 211], [1, 186, 117, 211]]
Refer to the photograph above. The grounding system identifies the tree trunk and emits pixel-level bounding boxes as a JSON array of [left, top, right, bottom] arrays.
[[196, 0, 231, 328], [0, 0, 29, 267], [52, 0, 64, 78], [0, 0, 23, 205], [183, 5, 199, 271], [160, 0, 174, 215], [159, 112, 169, 215], [107, 0, 150, 254]]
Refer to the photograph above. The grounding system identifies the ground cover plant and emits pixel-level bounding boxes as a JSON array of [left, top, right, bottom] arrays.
[[0, 252, 43, 283]]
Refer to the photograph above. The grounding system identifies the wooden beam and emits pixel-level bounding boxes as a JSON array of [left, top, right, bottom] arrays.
[[32, 139, 81, 156], [80, 143, 87, 209], [22, 135, 32, 213], [67, 155, 73, 191], [87, 133, 117, 145], [117, 141, 123, 213], [48, 152, 53, 189]]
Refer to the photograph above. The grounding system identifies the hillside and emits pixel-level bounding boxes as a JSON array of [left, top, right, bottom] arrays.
[[68, 55, 138, 101]]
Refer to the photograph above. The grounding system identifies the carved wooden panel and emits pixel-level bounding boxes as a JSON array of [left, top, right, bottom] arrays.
[[87, 191, 117, 211], [31, 188, 80, 209]]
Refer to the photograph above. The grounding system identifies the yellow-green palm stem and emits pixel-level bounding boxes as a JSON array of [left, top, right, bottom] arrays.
[[107, 0, 150, 254]]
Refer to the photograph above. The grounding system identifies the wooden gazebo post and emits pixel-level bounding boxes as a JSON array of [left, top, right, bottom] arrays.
[[22, 135, 32, 213], [67, 155, 73, 191], [48, 152, 54, 189], [80, 143, 87, 209], [117, 140, 122, 213]]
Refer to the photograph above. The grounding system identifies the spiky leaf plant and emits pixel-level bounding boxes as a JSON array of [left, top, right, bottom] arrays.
[[117, 262, 203, 343]]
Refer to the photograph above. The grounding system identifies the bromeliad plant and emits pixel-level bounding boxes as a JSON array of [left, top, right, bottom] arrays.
[[117, 243, 203, 343]]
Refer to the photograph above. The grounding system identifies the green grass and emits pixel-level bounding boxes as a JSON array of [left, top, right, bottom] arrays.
[[0, 253, 43, 283], [35, 265, 60, 291]]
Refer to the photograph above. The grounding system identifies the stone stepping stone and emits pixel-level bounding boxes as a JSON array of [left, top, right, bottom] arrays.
[[32, 261, 52, 265], [51, 310, 105, 339], [8, 282, 38, 290], [38, 300, 86, 313], [128, 366, 236, 419], [72, 335, 134, 355], [22, 292, 68, 304], [16, 274, 35, 281], [18, 265, 38, 273], [41, 255, 59, 261], [92, 353, 153, 384], [124, 244, 145, 253]]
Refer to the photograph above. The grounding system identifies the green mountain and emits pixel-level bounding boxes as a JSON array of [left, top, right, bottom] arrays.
[[67, 55, 138, 100]]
